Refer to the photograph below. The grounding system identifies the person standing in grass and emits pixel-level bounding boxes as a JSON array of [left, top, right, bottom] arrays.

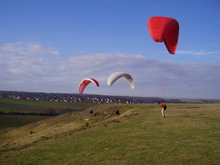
[[158, 101, 167, 118]]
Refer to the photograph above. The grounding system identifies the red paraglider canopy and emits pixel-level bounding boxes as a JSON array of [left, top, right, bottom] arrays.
[[78, 78, 100, 94], [147, 16, 179, 54]]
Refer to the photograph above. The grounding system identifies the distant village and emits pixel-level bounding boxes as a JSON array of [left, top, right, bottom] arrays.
[[0, 91, 217, 117], [0, 91, 182, 104]]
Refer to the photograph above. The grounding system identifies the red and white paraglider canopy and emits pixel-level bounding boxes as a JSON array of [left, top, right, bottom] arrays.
[[78, 78, 100, 94]]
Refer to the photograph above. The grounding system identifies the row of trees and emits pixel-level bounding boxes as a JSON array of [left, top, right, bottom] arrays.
[[0, 108, 75, 116]]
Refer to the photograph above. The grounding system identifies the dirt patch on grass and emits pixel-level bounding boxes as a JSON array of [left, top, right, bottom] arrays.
[[155, 122, 164, 125]]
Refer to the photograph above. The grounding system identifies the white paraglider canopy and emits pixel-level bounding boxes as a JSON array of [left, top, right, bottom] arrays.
[[107, 72, 134, 89]]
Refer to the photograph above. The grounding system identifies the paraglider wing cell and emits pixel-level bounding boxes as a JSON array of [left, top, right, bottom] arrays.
[[78, 78, 100, 94], [107, 72, 134, 89], [164, 21, 179, 54], [147, 16, 179, 54]]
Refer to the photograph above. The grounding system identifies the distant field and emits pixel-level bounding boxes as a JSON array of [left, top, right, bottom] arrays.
[[0, 97, 96, 112], [0, 97, 96, 129], [0, 115, 50, 129], [0, 103, 220, 165]]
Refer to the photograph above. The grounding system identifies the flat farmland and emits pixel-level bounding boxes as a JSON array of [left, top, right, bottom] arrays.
[[0, 115, 50, 129], [0, 98, 96, 129], [0, 98, 95, 113]]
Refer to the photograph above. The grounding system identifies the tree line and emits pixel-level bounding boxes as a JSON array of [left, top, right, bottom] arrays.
[[0, 108, 75, 116]]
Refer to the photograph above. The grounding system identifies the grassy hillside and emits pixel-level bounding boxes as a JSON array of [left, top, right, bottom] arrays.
[[0, 103, 220, 165]]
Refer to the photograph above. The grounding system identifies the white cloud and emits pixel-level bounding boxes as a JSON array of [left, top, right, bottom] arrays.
[[177, 50, 219, 55], [0, 42, 61, 56], [0, 42, 220, 99]]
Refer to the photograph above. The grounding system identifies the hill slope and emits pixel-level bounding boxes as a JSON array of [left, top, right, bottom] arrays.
[[1, 103, 220, 165], [0, 104, 139, 150]]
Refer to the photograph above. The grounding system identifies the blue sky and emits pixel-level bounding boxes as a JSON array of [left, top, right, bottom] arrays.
[[1, 0, 220, 99]]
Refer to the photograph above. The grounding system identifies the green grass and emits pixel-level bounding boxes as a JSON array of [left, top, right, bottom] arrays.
[[0, 97, 96, 113], [0, 103, 220, 165]]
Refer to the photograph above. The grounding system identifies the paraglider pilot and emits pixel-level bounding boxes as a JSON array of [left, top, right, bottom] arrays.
[[158, 101, 167, 118], [90, 109, 93, 114]]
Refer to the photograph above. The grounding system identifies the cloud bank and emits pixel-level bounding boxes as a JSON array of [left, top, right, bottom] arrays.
[[1, 42, 220, 99]]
